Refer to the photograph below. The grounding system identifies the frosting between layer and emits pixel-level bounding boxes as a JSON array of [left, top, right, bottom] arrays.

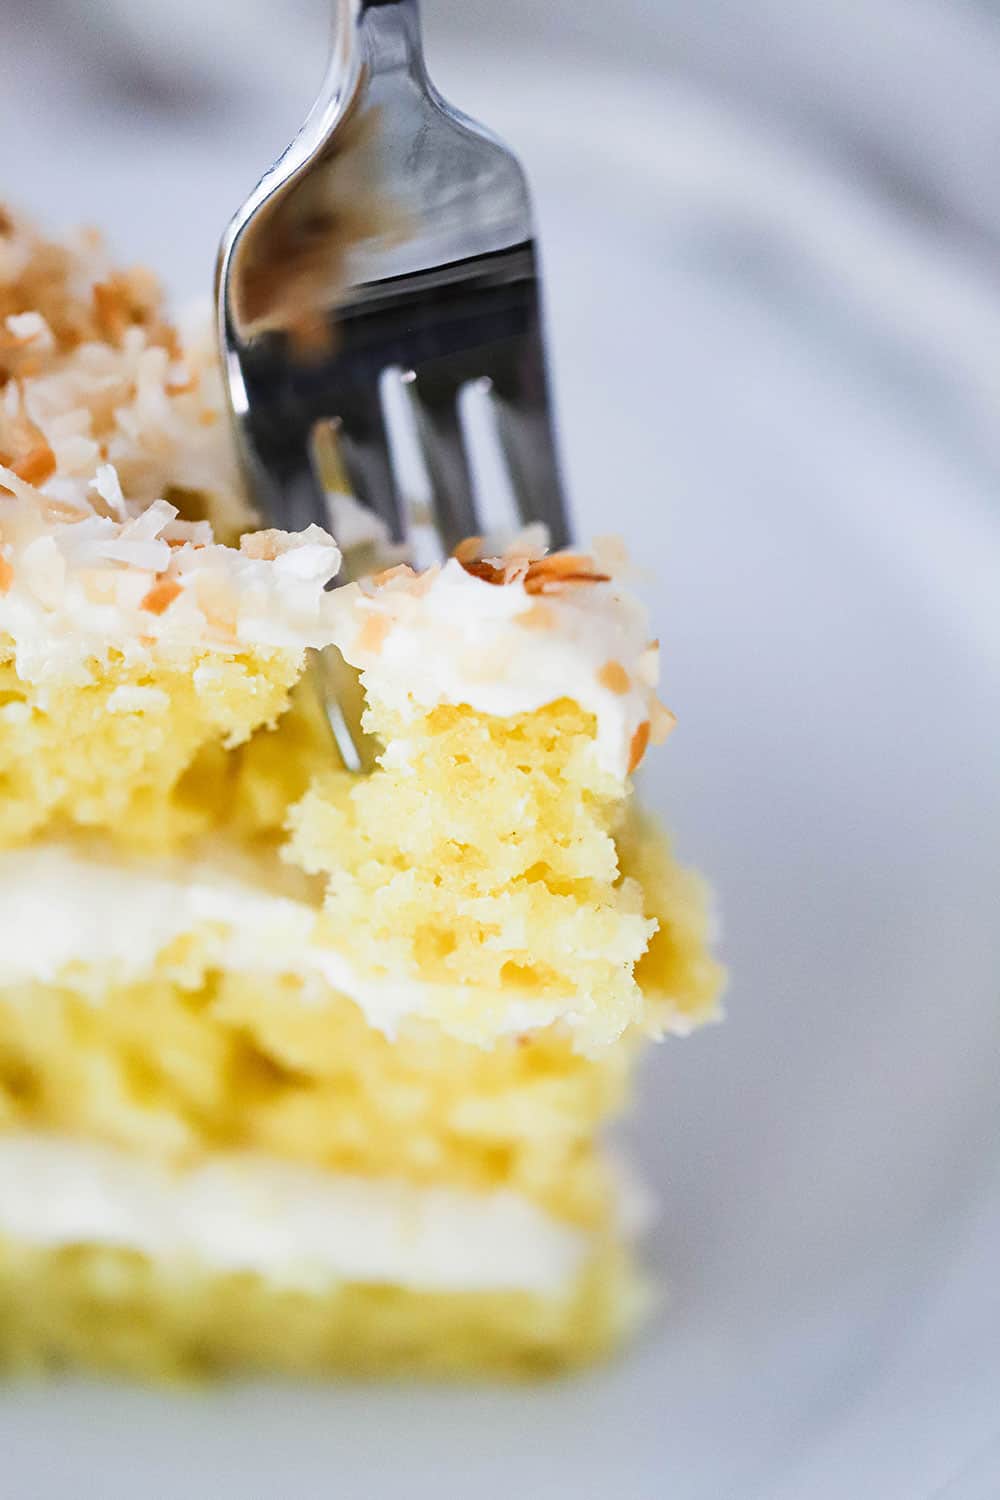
[[0, 1133, 591, 1294], [0, 843, 587, 1038]]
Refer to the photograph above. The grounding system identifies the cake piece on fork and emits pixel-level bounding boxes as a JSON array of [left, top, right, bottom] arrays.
[[290, 534, 719, 1053]]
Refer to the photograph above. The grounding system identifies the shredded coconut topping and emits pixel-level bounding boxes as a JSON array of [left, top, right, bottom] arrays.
[[0, 459, 341, 680], [329, 531, 674, 780], [0, 208, 342, 680], [0, 208, 676, 760], [0, 208, 251, 539]]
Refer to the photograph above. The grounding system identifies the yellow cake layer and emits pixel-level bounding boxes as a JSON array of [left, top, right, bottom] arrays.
[[0, 972, 631, 1229], [0, 648, 305, 850], [0, 1237, 639, 1381], [290, 700, 722, 1051]]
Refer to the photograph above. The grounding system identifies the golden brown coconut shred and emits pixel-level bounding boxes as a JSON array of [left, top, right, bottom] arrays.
[[0, 209, 178, 363], [452, 536, 611, 593]]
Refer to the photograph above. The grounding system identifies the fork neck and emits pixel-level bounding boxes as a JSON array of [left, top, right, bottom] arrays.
[[340, 0, 425, 78]]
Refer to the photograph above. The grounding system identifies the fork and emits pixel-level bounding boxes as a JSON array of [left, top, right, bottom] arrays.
[[216, 0, 571, 768]]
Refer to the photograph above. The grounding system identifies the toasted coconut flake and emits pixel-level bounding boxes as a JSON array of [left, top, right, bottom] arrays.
[[370, 563, 416, 587], [357, 610, 393, 655], [12, 443, 55, 486], [454, 530, 553, 587], [598, 660, 631, 695], [239, 529, 287, 562], [459, 556, 510, 586], [522, 551, 612, 595], [92, 270, 177, 354], [524, 569, 611, 596], [528, 552, 596, 579], [628, 719, 651, 774], [92, 281, 128, 344], [452, 536, 484, 564], [139, 576, 183, 615], [0, 554, 13, 593], [650, 699, 677, 745]]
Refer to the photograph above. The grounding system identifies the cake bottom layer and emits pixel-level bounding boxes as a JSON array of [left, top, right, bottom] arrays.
[[0, 1239, 640, 1381], [0, 1133, 647, 1379]]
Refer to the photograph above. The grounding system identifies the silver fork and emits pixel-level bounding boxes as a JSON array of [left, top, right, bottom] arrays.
[[216, 0, 571, 767]]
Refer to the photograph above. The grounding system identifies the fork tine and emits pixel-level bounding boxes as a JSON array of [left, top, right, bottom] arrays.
[[333, 387, 406, 542], [490, 330, 571, 551], [236, 421, 330, 535], [410, 372, 479, 552]]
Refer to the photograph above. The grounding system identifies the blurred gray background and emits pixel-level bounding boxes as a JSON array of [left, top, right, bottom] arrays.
[[0, 5, 998, 1500]]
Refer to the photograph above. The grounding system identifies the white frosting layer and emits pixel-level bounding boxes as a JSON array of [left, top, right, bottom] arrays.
[[0, 1134, 590, 1294], [0, 842, 322, 987], [0, 844, 585, 1038], [330, 554, 666, 780]]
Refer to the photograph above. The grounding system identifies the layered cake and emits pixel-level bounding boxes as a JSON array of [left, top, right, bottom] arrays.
[[0, 212, 722, 1378]]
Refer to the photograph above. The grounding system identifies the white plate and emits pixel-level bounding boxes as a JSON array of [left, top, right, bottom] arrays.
[[0, 25, 999, 1500]]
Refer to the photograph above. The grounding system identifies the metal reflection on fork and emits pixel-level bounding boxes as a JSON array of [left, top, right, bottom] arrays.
[[216, 0, 571, 770]]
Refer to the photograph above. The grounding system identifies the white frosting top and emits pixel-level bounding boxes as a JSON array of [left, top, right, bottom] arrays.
[[0, 464, 341, 683], [0, 1133, 590, 1294], [0, 466, 666, 775], [330, 547, 670, 780], [0, 218, 666, 756]]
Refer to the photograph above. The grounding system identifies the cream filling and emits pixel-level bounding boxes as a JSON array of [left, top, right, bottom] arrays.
[[0, 843, 592, 1038], [0, 1133, 591, 1295]]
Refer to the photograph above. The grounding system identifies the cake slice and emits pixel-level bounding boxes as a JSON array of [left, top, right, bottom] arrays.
[[0, 208, 722, 1379], [289, 536, 717, 1052]]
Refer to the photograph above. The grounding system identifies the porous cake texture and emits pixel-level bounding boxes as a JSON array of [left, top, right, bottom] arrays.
[[0, 211, 722, 1379]]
